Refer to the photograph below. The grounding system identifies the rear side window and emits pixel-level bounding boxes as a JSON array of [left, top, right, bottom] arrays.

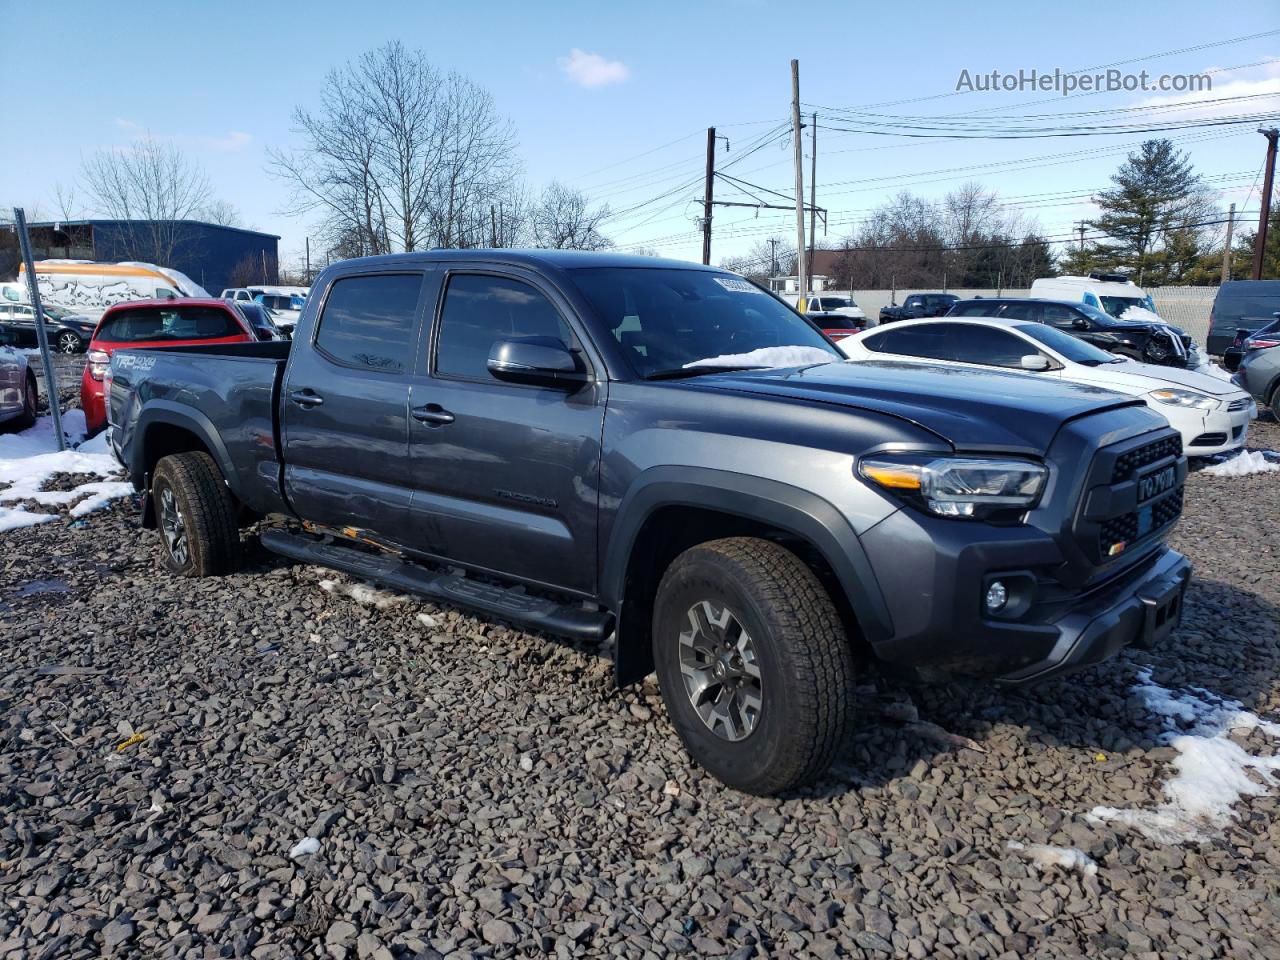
[[435, 274, 573, 381], [314, 274, 422, 373], [999, 302, 1039, 321], [864, 324, 953, 360], [947, 326, 1037, 367], [950, 301, 1001, 317], [95, 305, 244, 343]]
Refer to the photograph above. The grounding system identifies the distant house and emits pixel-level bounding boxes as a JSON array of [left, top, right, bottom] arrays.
[[23, 219, 280, 295]]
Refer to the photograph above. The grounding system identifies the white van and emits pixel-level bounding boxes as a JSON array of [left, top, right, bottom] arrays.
[[1030, 273, 1157, 321], [11, 260, 209, 319]]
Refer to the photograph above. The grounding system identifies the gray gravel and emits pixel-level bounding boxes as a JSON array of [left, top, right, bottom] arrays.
[[2, 416, 1279, 959]]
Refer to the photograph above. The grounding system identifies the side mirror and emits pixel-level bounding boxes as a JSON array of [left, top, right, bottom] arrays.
[[487, 337, 586, 387], [1072, 317, 1089, 330], [1020, 354, 1051, 371]]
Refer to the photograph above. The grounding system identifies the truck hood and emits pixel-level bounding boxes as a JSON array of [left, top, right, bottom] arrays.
[[697, 359, 1142, 453]]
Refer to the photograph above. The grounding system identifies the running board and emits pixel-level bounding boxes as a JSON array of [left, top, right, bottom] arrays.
[[260, 528, 613, 643]]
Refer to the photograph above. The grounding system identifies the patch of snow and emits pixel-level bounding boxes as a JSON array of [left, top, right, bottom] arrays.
[[1119, 306, 1165, 325], [1203, 450, 1280, 477], [416, 612, 438, 629], [318, 578, 407, 610], [289, 837, 320, 858], [1087, 668, 1280, 844], [1007, 841, 1098, 877], [0, 413, 131, 531], [683, 346, 838, 370]]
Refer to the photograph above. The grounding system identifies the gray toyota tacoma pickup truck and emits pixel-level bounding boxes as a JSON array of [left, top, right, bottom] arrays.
[[108, 251, 1191, 795]]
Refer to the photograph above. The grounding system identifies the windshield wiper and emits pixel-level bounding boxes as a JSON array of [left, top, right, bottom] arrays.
[[643, 364, 767, 381]]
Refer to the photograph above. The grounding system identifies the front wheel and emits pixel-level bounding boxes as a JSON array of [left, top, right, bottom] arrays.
[[151, 452, 240, 577], [653, 537, 857, 795]]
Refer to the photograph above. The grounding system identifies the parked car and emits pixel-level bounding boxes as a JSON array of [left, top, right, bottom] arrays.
[[879, 293, 959, 324], [81, 299, 258, 436], [947, 297, 1197, 368], [1030, 273, 1156, 321], [1207, 280, 1280, 356], [108, 251, 1190, 795], [809, 312, 868, 343], [230, 300, 285, 341], [1223, 316, 1280, 372], [254, 293, 305, 334], [841, 317, 1255, 456], [800, 295, 867, 322], [0, 302, 96, 353], [0, 329, 38, 431], [1236, 323, 1280, 417], [220, 287, 256, 303]]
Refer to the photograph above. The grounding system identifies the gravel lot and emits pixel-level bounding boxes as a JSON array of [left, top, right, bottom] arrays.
[[2, 413, 1279, 960]]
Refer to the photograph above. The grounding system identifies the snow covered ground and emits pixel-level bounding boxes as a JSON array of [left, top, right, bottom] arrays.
[[0, 412, 133, 532], [1088, 667, 1280, 844], [1202, 449, 1280, 477]]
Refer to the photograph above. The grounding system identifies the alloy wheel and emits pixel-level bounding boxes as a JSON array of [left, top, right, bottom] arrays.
[[678, 599, 763, 742], [158, 486, 189, 566], [57, 332, 80, 354]]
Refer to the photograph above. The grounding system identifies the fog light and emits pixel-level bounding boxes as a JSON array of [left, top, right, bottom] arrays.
[[985, 580, 1008, 613]]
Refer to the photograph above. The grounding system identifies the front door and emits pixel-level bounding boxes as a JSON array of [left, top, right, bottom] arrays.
[[405, 268, 605, 596], [281, 270, 432, 540]]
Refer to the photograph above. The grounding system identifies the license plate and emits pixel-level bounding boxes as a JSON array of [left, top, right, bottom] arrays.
[[1136, 465, 1176, 504]]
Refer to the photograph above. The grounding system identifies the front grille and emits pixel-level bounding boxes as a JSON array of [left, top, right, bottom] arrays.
[[1111, 435, 1182, 482], [1228, 397, 1250, 411], [1098, 488, 1184, 558], [1189, 432, 1228, 447]]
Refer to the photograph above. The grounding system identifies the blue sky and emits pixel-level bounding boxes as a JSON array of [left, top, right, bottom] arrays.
[[4, 0, 1278, 273]]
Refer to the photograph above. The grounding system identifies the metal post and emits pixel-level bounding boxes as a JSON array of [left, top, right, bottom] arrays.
[[808, 112, 817, 280], [1221, 203, 1235, 285], [702, 127, 716, 265], [13, 208, 66, 450], [791, 60, 807, 306], [305, 237, 311, 282], [1252, 128, 1278, 281]]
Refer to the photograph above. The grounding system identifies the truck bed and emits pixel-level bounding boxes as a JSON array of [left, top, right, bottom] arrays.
[[110, 340, 291, 516]]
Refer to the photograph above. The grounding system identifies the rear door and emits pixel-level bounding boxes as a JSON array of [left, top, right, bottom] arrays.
[[281, 270, 432, 539], [404, 267, 605, 596]]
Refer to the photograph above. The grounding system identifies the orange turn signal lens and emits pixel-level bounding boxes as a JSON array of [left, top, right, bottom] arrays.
[[858, 461, 922, 491]]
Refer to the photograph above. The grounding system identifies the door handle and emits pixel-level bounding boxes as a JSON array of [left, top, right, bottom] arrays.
[[289, 389, 324, 408], [412, 403, 455, 425]]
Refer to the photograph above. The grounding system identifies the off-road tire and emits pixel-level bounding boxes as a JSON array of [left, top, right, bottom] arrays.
[[652, 536, 857, 795], [12, 371, 37, 430], [152, 452, 240, 577]]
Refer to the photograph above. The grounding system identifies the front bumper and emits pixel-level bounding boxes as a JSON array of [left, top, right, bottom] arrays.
[[1167, 397, 1255, 456], [859, 508, 1191, 684]]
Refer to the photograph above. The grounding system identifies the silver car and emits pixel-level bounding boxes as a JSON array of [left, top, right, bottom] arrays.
[[1236, 321, 1280, 417], [0, 327, 38, 430]]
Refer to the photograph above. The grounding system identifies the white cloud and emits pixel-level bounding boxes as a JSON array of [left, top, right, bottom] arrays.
[[557, 48, 629, 88], [1131, 60, 1280, 120]]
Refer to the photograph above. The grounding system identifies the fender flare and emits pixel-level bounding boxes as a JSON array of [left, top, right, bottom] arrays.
[[129, 400, 239, 498], [602, 466, 894, 685]]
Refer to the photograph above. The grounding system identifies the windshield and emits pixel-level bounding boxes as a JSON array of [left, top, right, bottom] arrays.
[[1099, 295, 1148, 319], [1076, 303, 1114, 324], [43, 304, 74, 319], [569, 268, 840, 377], [1014, 322, 1119, 365], [820, 297, 851, 309]]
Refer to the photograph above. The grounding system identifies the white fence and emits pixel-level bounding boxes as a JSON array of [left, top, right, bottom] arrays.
[[826, 286, 1217, 348]]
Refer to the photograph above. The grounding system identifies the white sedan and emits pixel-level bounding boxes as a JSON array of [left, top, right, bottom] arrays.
[[840, 317, 1256, 456]]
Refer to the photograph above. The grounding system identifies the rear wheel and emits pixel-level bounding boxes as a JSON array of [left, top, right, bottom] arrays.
[[1269, 384, 1280, 420], [12, 371, 37, 429], [55, 330, 83, 354], [151, 452, 240, 577], [652, 537, 857, 795]]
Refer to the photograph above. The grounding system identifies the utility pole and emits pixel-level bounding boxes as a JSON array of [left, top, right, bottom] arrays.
[[1252, 127, 1278, 281], [1077, 221, 1087, 252], [790, 60, 807, 304], [768, 238, 779, 281], [305, 237, 311, 283], [808, 112, 817, 281], [702, 127, 716, 265], [1222, 203, 1236, 285], [13, 208, 65, 450]]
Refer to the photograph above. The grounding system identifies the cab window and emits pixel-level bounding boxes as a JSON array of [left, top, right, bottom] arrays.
[[435, 274, 574, 382]]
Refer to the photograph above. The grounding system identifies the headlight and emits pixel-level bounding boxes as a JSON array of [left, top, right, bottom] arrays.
[[1148, 388, 1218, 411], [858, 455, 1048, 519]]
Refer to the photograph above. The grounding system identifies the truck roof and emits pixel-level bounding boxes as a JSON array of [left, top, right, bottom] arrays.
[[327, 249, 724, 273]]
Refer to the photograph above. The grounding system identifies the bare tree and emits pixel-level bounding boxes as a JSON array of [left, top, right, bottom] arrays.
[[53, 182, 81, 222], [202, 200, 244, 227], [270, 41, 520, 254], [529, 182, 612, 250], [81, 136, 212, 264]]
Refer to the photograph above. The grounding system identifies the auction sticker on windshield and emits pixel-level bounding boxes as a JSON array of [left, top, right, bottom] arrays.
[[715, 277, 763, 294]]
